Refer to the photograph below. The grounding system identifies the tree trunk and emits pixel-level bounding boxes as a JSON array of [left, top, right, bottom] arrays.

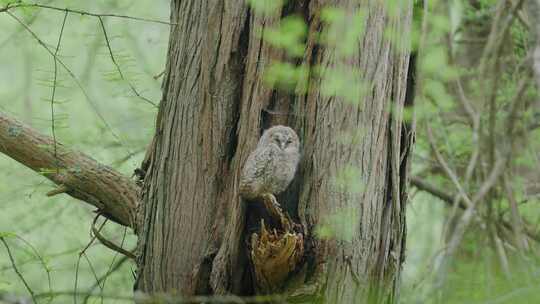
[[135, 1, 413, 303]]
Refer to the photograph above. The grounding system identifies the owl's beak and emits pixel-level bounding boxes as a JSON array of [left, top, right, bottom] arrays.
[[279, 142, 286, 150]]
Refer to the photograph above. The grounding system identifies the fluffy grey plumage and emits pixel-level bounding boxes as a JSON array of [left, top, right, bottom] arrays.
[[240, 125, 300, 200]]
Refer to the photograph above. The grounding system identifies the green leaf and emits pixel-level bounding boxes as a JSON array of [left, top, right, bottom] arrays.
[[320, 8, 367, 57], [0, 231, 17, 238], [317, 65, 366, 104], [0, 280, 13, 292], [332, 165, 364, 193], [263, 15, 307, 57], [421, 47, 448, 76], [264, 62, 308, 92], [316, 207, 360, 242], [246, 0, 287, 14]]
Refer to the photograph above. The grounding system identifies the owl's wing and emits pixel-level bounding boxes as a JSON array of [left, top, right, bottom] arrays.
[[243, 146, 276, 179], [241, 145, 279, 190]]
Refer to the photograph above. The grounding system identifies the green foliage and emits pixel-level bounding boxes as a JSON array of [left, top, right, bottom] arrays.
[[0, 0, 166, 302], [264, 61, 308, 92], [320, 8, 366, 57], [316, 207, 360, 242], [263, 15, 306, 57], [318, 65, 366, 104], [246, 0, 287, 14], [332, 165, 364, 194], [0, 232, 16, 238], [407, 0, 540, 302]]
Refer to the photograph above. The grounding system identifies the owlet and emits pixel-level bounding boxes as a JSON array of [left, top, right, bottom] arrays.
[[239, 125, 300, 200]]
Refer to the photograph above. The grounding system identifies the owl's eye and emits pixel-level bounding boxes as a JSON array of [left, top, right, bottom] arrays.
[[286, 140, 292, 145]]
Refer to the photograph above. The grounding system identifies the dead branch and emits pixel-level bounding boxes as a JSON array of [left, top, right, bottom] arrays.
[[250, 219, 304, 294], [249, 194, 304, 293]]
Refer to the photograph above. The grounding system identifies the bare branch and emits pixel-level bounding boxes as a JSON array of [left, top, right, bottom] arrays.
[[426, 125, 473, 208], [410, 176, 467, 209], [503, 174, 529, 251], [411, 176, 540, 248], [0, 111, 138, 228], [0, 2, 174, 25]]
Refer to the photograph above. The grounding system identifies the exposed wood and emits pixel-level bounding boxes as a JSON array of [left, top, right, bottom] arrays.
[[248, 194, 304, 293], [250, 218, 304, 294], [0, 111, 138, 228]]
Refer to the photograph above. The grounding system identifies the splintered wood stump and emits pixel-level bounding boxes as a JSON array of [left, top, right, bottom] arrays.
[[250, 194, 304, 293]]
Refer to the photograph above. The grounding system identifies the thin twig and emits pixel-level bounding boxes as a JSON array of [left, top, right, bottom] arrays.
[[426, 125, 473, 208], [99, 226, 130, 304], [82, 256, 129, 304], [98, 16, 157, 107], [82, 253, 104, 296], [0, 237, 37, 304], [74, 252, 81, 304], [49, 10, 68, 173], [6, 11, 132, 154], [15, 236, 53, 304], [0, 2, 174, 25], [74, 217, 108, 304], [91, 216, 135, 260]]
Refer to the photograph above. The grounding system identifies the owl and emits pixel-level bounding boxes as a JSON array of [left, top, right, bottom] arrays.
[[239, 125, 300, 202]]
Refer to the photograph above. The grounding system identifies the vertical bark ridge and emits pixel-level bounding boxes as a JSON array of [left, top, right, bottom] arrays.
[[137, 0, 249, 293], [292, 1, 412, 302]]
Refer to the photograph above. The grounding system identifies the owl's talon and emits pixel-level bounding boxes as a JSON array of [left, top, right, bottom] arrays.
[[269, 195, 282, 210]]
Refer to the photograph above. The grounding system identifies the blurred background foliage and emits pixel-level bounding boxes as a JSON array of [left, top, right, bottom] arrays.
[[1, 0, 540, 303], [0, 0, 168, 302]]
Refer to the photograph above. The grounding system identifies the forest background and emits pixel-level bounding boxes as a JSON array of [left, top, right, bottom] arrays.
[[1, 0, 539, 303]]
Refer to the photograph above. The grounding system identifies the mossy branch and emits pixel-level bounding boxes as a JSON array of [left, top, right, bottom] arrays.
[[0, 111, 139, 228]]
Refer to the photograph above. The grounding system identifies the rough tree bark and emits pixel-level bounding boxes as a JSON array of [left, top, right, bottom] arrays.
[[135, 1, 413, 303]]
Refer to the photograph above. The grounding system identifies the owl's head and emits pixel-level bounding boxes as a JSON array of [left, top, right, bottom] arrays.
[[259, 125, 299, 152]]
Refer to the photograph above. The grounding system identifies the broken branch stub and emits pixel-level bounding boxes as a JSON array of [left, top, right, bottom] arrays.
[[249, 194, 304, 293]]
